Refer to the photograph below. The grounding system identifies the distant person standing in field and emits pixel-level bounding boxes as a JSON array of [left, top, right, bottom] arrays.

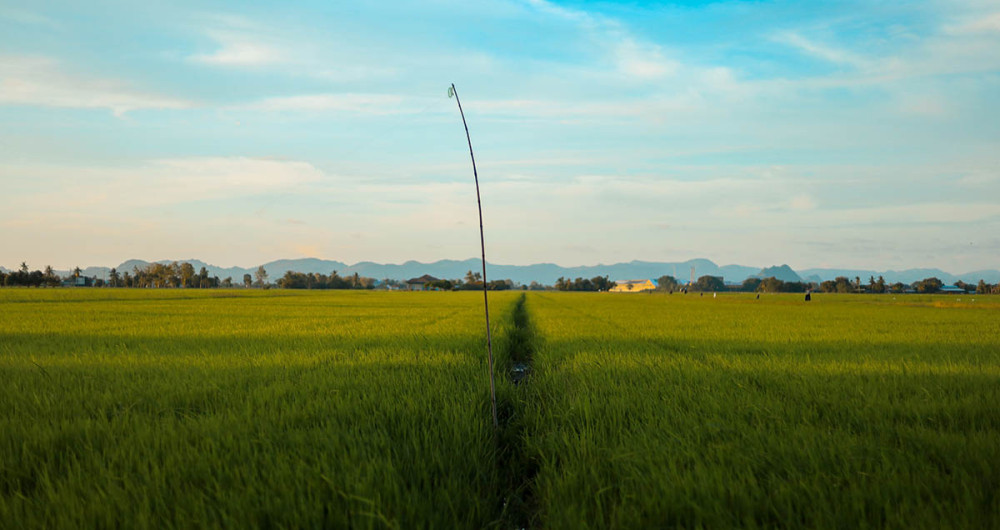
[[805, 290, 812, 302]]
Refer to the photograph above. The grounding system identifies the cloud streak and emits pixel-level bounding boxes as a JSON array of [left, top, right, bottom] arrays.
[[0, 55, 192, 116]]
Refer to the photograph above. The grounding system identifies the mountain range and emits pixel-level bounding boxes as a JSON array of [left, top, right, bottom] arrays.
[[5, 258, 999, 286]]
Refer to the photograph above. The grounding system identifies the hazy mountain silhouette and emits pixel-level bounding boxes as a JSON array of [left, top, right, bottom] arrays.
[[15, 258, 1000, 286], [755, 265, 803, 282]]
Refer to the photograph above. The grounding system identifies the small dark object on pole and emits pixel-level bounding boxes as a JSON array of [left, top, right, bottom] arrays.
[[449, 83, 498, 429]]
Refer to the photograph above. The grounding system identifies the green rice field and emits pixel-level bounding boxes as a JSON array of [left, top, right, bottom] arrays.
[[1, 289, 998, 528]]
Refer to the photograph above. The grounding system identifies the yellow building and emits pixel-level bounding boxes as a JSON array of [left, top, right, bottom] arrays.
[[610, 279, 657, 292]]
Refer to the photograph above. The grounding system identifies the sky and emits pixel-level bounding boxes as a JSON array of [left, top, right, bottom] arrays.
[[1, 0, 999, 272]]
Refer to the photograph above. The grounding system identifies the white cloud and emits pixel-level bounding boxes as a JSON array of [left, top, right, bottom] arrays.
[[789, 194, 817, 211], [2, 157, 328, 210], [614, 38, 678, 79], [0, 7, 59, 28], [945, 12, 1000, 35], [183, 13, 402, 81], [189, 28, 285, 66], [233, 93, 410, 114], [773, 31, 871, 69], [525, 0, 678, 81], [0, 55, 192, 116]]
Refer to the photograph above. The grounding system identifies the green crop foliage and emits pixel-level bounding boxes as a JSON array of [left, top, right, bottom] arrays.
[[520, 292, 1000, 529], [3, 289, 998, 529], [0, 289, 520, 529]]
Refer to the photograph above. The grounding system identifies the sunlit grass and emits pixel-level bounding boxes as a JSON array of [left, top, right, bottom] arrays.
[[521, 292, 1000, 529], [0, 289, 519, 529], [3, 289, 997, 528]]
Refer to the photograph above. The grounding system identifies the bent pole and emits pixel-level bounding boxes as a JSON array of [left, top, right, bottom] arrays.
[[449, 83, 498, 429]]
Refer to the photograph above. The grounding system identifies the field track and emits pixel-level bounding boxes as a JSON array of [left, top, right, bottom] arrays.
[[2, 289, 998, 528]]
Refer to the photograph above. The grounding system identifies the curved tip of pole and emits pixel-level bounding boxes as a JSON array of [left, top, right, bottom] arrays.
[[448, 84, 455, 98]]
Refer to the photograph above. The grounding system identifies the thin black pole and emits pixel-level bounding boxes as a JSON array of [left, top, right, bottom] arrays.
[[449, 83, 498, 429]]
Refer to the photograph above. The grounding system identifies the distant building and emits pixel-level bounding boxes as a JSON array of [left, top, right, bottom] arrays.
[[940, 285, 965, 294], [406, 274, 440, 291], [61, 276, 94, 287], [610, 279, 657, 292]]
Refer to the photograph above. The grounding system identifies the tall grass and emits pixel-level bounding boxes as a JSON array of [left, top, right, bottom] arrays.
[[0, 289, 519, 529], [4, 289, 997, 528], [521, 292, 1000, 529]]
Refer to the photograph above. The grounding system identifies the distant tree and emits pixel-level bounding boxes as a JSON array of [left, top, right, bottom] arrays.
[[464, 270, 482, 285], [657, 275, 680, 292], [20, 262, 29, 275], [783, 281, 810, 293], [889, 282, 906, 294], [914, 277, 943, 294], [223, 277, 233, 288], [831, 276, 853, 293], [694, 275, 726, 292], [254, 266, 268, 288], [108, 267, 121, 288], [427, 278, 454, 290], [487, 279, 512, 291], [243, 274, 253, 288], [180, 262, 195, 288], [976, 280, 992, 294], [855, 276, 862, 293], [44, 266, 60, 287], [591, 276, 614, 291], [741, 277, 762, 292], [758, 277, 784, 293]]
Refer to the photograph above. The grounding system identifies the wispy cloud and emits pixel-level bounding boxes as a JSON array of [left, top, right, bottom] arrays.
[[525, 0, 678, 81], [0, 7, 60, 28], [184, 13, 397, 80], [945, 11, 1000, 35], [4, 157, 328, 209], [773, 31, 872, 69], [188, 18, 286, 67], [0, 55, 191, 116], [232, 93, 411, 114]]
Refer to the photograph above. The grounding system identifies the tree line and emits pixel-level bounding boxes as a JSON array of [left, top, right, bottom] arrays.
[[0, 263, 64, 287], [0, 262, 270, 289], [652, 274, 1000, 294], [276, 270, 380, 289], [5, 262, 999, 294], [553, 276, 616, 292], [423, 271, 516, 291]]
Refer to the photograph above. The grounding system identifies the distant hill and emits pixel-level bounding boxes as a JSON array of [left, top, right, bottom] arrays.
[[6, 258, 998, 286], [756, 264, 803, 282], [53, 257, 760, 285]]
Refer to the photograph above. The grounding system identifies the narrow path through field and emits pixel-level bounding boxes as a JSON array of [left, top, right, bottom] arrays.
[[494, 293, 540, 528]]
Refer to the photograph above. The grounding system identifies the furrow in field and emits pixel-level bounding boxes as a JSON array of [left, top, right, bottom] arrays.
[[493, 293, 541, 529]]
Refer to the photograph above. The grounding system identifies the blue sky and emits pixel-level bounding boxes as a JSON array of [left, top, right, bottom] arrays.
[[1, 0, 998, 272]]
